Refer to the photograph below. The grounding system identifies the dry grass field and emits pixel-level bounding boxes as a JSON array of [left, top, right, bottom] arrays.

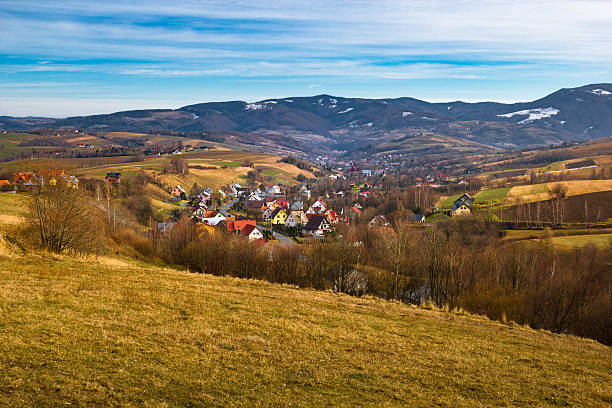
[[75, 149, 314, 189], [0, 252, 610, 407], [0, 187, 610, 407]]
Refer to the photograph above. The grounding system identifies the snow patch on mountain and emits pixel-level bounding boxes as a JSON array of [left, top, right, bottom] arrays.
[[589, 89, 611, 96], [497, 107, 560, 124], [337, 107, 354, 114], [402, 111, 413, 117], [245, 101, 276, 110]]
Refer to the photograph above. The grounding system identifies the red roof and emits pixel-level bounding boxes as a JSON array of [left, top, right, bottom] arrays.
[[227, 219, 256, 232], [241, 224, 257, 236], [351, 206, 362, 215]]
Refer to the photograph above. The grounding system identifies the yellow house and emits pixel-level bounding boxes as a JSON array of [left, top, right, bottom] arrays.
[[196, 222, 217, 236], [271, 208, 287, 225]]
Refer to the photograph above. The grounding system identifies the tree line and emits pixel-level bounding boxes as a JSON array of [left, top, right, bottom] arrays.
[[24, 178, 612, 345]]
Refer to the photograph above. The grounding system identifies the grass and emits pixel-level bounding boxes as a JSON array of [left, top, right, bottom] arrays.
[[475, 187, 511, 203], [211, 160, 242, 168], [0, 133, 314, 189], [542, 234, 612, 250], [0, 193, 30, 226], [439, 193, 463, 207], [0, 253, 610, 407], [0, 189, 610, 406]]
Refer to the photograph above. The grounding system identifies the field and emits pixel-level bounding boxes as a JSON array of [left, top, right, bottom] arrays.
[[70, 150, 314, 189], [439, 193, 463, 207], [0, 251, 610, 407], [474, 187, 511, 203], [540, 234, 612, 250], [0, 132, 316, 190]]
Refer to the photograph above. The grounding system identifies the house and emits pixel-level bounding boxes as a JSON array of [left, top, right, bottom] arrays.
[[171, 185, 186, 198], [201, 211, 226, 226], [270, 208, 288, 225], [285, 210, 308, 227], [105, 172, 121, 185], [241, 224, 265, 241], [266, 185, 282, 195], [290, 201, 304, 211], [246, 199, 265, 210], [63, 175, 79, 189], [325, 210, 340, 224], [247, 192, 263, 201], [12, 172, 32, 184], [275, 200, 289, 209], [408, 213, 426, 223], [302, 214, 332, 237], [226, 219, 257, 233], [451, 193, 474, 216], [0, 180, 12, 190], [368, 214, 390, 229], [230, 183, 250, 197], [262, 206, 275, 221], [306, 199, 326, 214]]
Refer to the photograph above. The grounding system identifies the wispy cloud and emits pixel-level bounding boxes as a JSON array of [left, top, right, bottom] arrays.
[[1, 0, 611, 116]]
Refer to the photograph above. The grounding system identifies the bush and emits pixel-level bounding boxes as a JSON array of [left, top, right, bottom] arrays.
[[28, 183, 106, 254]]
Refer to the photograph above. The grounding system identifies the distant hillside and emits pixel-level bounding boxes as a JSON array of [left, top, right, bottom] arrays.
[[2, 83, 612, 155], [0, 252, 609, 407]]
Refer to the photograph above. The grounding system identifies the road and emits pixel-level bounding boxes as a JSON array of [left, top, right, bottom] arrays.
[[271, 230, 297, 247], [257, 223, 297, 247], [219, 199, 238, 217]]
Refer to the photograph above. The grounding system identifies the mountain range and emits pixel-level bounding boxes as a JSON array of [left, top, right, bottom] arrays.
[[2, 83, 611, 157]]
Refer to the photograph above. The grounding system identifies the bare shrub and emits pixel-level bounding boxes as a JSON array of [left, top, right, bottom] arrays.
[[28, 183, 106, 254]]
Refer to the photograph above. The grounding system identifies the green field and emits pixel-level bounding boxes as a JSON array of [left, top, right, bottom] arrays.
[[475, 187, 511, 203], [439, 193, 463, 207], [211, 160, 242, 168]]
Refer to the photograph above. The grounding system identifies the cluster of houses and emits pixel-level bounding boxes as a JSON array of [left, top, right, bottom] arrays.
[[182, 182, 340, 238], [3, 171, 79, 190], [156, 175, 440, 243]]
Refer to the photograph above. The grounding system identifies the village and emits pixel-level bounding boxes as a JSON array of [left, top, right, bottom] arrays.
[[0, 161, 492, 250], [149, 168, 478, 246]]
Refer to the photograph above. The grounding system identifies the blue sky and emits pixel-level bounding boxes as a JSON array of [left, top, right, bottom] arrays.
[[1, 0, 611, 117]]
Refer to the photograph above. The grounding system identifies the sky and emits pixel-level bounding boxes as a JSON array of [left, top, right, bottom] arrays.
[[1, 0, 611, 117]]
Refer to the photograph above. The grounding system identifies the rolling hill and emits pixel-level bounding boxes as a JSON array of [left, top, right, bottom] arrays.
[[2, 84, 612, 156], [0, 250, 609, 407]]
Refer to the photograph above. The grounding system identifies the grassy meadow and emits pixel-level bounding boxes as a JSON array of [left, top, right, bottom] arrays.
[[0, 252, 610, 407], [73, 149, 313, 189]]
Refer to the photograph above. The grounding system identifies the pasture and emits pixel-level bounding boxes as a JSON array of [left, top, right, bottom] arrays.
[[0, 252, 609, 407]]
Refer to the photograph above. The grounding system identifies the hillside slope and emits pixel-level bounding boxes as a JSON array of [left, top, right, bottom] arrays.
[[2, 84, 611, 154], [0, 253, 609, 407]]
